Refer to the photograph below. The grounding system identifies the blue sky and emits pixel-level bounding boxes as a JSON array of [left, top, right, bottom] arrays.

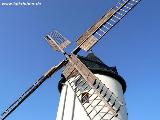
[[0, 0, 159, 120]]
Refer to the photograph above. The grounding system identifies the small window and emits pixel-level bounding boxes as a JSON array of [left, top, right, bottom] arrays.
[[81, 92, 89, 103]]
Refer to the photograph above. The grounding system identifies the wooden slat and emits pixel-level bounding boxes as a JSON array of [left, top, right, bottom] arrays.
[[76, 9, 115, 46], [45, 35, 61, 51], [68, 54, 97, 85], [60, 40, 71, 50], [79, 35, 98, 51], [63, 62, 79, 79]]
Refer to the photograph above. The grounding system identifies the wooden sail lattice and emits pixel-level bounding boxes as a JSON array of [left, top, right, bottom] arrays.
[[45, 30, 71, 52], [62, 54, 123, 120], [77, 0, 141, 51], [67, 75, 123, 120]]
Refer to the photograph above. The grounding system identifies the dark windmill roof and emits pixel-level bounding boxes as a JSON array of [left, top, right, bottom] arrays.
[[77, 53, 119, 74], [58, 53, 126, 93], [84, 53, 104, 63]]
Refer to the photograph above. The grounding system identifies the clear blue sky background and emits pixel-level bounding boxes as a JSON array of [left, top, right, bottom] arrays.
[[0, 0, 159, 120]]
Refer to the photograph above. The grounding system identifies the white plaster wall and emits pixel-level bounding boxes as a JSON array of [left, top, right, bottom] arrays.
[[56, 77, 90, 120], [94, 74, 128, 120], [56, 73, 128, 120]]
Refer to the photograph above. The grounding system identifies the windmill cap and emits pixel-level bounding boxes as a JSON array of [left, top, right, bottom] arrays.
[[58, 53, 126, 93]]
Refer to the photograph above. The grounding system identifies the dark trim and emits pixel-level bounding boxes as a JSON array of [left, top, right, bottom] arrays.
[[58, 69, 126, 93], [58, 53, 127, 93], [58, 76, 66, 93], [90, 69, 126, 93]]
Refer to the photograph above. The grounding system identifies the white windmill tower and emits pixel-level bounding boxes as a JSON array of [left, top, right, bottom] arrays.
[[56, 53, 127, 120], [0, 0, 141, 120]]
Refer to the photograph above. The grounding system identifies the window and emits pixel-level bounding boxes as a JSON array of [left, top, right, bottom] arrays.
[[81, 92, 89, 103]]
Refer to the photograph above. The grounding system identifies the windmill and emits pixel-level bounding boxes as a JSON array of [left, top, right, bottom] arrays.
[[1, 0, 141, 120]]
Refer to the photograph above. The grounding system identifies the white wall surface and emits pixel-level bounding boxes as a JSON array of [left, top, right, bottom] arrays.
[[56, 73, 128, 120]]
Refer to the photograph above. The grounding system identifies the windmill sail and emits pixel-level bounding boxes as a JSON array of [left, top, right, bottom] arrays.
[[63, 54, 97, 85], [76, 0, 141, 51], [45, 30, 71, 52], [63, 54, 123, 119], [1, 60, 67, 120], [67, 76, 122, 120]]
